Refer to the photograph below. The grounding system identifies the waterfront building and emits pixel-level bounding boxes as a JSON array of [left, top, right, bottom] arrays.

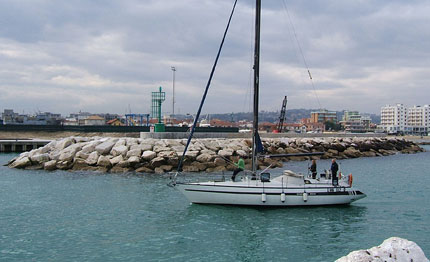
[[379, 104, 429, 134], [340, 111, 372, 132], [84, 115, 106, 126], [106, 119, 124, 126], [310, 109, 337, 124], [380, 104, 407, 134], [407, 105, 429, 134]]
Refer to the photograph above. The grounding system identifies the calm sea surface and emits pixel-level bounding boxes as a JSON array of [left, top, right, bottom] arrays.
[[1, 146, 429, 262]]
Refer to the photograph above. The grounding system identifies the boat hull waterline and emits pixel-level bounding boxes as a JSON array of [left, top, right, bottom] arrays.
[[176, 180, 366, 206]]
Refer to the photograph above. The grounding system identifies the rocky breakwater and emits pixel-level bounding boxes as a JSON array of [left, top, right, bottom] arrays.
[[7, 136, 424, 173]]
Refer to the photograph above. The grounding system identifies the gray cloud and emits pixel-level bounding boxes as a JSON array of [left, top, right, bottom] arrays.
[[0, 0, 429, 116]]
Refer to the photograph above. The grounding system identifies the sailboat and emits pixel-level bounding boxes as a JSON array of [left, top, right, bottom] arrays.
[[171, 0, 366, 206]]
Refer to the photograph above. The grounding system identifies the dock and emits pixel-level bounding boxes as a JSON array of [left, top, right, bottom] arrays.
[[0, 139, 51, 152]]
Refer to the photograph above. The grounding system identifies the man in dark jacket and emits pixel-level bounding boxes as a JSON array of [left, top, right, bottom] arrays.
[[309, 160, 317, 179], [331, 158, 339, 185]]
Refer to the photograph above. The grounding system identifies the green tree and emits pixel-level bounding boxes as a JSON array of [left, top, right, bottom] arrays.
[[324, 120, 342, 131]]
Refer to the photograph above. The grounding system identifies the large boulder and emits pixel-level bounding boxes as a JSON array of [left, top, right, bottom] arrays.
[[44, 160, 57, 171], [196, 153, 214, 163], [336, 237, 429, 262], [142, 151, 157, 160], [110, 155, 124, 166], [150, 157, 165, 168], [111, 145, 128, 157], [55, 137, 74, 150], [97, 155, 112, 168], [9, 156, 31, 169], [158, 151, 177, 158], [127, 156, 141, 165], [95, 140, 116, 155], [85, 151, 100, 165], [30, 153, 50, 164], [153, 145, 172, 153], [218, 149, 234, 157], [58, 150, 76, 162], [343, 147, 362, 158], [126, 149, 142, 158]]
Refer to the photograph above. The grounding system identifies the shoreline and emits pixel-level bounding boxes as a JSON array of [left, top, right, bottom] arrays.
[[8, 136, 424, 173]]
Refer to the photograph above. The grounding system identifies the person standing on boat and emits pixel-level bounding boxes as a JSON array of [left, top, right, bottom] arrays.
[[331, 159, 339, 184], [309, 159, 317, 179], [231, 158, 245, 182]]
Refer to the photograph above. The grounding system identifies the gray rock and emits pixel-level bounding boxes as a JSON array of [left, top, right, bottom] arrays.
[[196, 153, 214, 163], [95, 140, 115, 155], [236, 150, 249, 158], [127, 156, 141, 165], [86, 151, 100, 165], [218, 149, 234, 157], [158, 151, 176, 158], [126, 149, 142, 158], [55, 137, 74, 150], [97, 155, 112, 167], [336, 237, 429, 262], [30, 153, 50, 164], [111, 145, 128, 157], [142, 151, 157, 160], [44, 160, 57, 171], [153, 145, 171, 153], [9, 156, 31, 169], [75, 151, 90, 160], [56, 160, 73, 170], [58, 150, 76, 162], [110, 155, 124, 165], [136, 166, 154, 173], [150, 157, 165, 168]]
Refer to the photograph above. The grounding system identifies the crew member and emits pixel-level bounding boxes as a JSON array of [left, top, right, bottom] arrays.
[[331, 158, 339, 184], [232, 158, 245, 182], [309, 159, 317, 179]]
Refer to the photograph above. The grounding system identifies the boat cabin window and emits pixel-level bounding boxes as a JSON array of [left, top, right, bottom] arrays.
[[261, 172, 270, 182]]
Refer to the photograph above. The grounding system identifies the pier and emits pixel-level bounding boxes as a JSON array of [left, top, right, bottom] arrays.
[[0, 139, 51, 152]]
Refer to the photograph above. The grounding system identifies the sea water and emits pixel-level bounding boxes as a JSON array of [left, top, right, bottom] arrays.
[[0, 147, 429, 262]]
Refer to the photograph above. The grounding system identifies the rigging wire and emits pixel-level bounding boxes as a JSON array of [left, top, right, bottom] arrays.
[[241, 5, 255, 114], [281, 0, 322, 110]]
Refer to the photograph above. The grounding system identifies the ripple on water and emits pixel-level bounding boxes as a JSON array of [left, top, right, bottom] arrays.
[[0, 149, 429, 262]]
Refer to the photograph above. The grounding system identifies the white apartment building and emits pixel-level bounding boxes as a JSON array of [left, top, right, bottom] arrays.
[[380, 104, 430, 134], [380, 104, 407, 133], [407, 105, 430, 133]]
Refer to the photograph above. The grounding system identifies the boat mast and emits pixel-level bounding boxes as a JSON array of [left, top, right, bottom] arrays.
[[251, 0, 261, 174]]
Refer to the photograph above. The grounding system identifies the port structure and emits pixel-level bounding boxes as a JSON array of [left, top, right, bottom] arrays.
[[125, 114, 150, 126], [276, 96, 288, 133], [151, 86, 166, 124]]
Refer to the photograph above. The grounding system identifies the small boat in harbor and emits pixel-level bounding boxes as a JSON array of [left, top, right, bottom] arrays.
[[171, 0, 366, 206]]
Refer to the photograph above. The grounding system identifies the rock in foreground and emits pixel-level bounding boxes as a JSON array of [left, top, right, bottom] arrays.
[[336, 237, 428, 262]]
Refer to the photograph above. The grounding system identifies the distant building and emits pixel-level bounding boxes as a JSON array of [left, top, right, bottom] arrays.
[[2, 109, 19, 124], [84, 115, 106, 126], [407, 105, 429, 134], [310, 109, 337, 124], [379, 104, 407, 133], [1, 109, 62, 125], [107, 119, 124, 126], [63, 118, 79, 126], [379, 104, 429, 134], [340, 111, 372, 132]]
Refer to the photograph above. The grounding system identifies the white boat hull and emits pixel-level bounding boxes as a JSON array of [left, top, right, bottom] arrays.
[[176, 179, 366, 206]]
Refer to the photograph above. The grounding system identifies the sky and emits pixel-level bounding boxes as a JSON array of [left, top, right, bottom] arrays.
[[0, 0, 429, 116]]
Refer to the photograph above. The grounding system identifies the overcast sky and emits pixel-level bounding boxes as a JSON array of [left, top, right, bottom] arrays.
[[0, 0, 429, 116]]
